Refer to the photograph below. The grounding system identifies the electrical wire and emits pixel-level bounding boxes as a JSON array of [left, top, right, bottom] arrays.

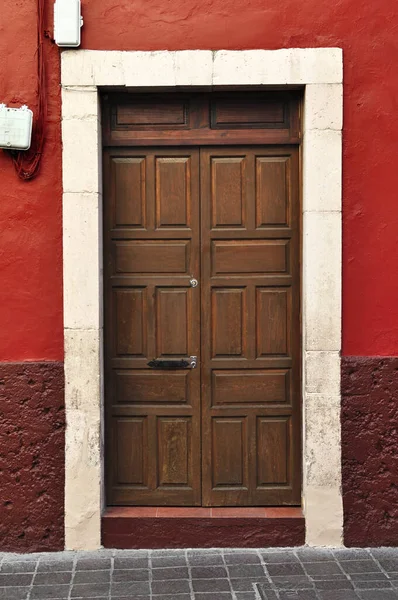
[[11, 0, 46, 180]]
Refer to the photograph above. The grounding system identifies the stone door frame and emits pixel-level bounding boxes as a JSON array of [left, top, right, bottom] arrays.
[[61, 48, 343, 550]]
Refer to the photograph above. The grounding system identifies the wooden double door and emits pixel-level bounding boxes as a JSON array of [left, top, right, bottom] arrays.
[[103, 94, 301, 507]]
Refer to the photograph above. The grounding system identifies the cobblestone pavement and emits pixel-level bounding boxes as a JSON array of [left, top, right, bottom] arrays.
[[0, 547, 398, 600]]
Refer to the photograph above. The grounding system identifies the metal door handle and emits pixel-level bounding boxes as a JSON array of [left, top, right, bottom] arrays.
[[147, 359, 189, 369], [147, 357, 198, 369]]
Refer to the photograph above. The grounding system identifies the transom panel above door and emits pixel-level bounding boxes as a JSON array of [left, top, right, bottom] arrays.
[[103, 92, 301, 507]]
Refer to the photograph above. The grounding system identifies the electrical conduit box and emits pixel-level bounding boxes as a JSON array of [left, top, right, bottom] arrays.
[[54, 0, 83, 47], [0, 105, 33, 151]]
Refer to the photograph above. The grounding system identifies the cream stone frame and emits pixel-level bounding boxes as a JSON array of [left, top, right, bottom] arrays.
[[61, 49, 343, 550]]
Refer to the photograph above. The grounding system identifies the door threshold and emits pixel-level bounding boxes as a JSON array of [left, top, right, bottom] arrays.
[[102, 506, 305, 548]]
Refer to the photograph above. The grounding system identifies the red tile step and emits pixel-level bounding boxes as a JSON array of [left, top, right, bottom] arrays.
[[102, 506, 305, 549]]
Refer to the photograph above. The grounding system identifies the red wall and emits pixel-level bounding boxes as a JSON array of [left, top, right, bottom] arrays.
[[1, 0, 398, 359], [0, 0, 63, 361]]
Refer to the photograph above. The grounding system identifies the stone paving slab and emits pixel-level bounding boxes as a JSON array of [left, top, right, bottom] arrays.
[[0, 547, 397, 599]]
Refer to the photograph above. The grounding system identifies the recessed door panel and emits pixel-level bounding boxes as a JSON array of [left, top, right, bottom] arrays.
[[211, 288, 246, 357], [212, 240, 289, 275], [211, 157, 246, 228], [115, 370, 189, 404], [257, 417, 290, 485], [256, 157, 290, 227], [212, 418, 247, 487], [113, 417, 148, 486], [114, 289, 146, 356], [157, 418, 192, 486], [116, 99, 187, 127], [114, 241, 189, 274], [155, 157, 191, 228], [212, 370, 289, 405], [256, 288, 291, 357], [111, 157, 146, 228], [156, 288, 189, 356]]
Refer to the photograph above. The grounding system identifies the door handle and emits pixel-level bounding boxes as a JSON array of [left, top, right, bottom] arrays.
[[147, 357, 197, 369]]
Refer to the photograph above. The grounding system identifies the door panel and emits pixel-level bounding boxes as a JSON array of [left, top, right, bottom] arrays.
[[155, 157, 192, 228], [114, 240, 190, 273], [201, 146, 300, 506], [115, 370, 189, 404], [256, 417, 290, 485], [212, 240, 289, 274], [112, 158, 146, 228], [255, 157, 290, 227], [157, 418, 192, 486], [211, 288, 246, 357], [212, 370, 289, 405], [114, 289, 146, 356], [212, 418, 248, 487], [256, 288, 291, 356], [104, 148, 200, 505], [211, 157, 246, 228], [114, 418, 147, 485], [156, 288, 189, 356]]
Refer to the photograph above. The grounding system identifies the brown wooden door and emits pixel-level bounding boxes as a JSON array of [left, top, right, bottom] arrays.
[[104, 143, 300, 507], [104, 147, 201, 505], [200, 147, 301, 505]]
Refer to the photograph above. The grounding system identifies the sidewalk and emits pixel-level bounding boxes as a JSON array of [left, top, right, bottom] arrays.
[[0, 547, 397, 600]]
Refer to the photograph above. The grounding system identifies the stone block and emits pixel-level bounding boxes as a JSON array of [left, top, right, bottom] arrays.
[[303, 129, 342, 212], [63, 192, 102, 330]]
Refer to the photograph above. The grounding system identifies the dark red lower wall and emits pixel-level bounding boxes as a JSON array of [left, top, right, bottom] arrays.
[[0, 362, 65, 552], [1, 357, 398, 551], [342, 357, 398, 547]]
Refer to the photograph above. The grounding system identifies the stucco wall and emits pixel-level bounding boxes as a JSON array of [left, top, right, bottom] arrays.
[[342, 357, 398, 547], [0, 0, 398, 550], [0, 363, 64, 552], [0, 0, 62, 362], [1, 0, 398, 359]]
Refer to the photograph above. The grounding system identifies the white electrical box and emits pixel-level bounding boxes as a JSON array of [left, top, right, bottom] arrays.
[[54, 0, 83, 47], [0, 105, 33, 151]]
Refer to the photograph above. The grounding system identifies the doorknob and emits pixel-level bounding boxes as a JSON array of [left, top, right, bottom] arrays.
[[190, 278, 199, 288]]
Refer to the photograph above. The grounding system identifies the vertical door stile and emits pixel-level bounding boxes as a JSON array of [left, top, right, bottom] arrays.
[[200, 148, 211, 506]]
